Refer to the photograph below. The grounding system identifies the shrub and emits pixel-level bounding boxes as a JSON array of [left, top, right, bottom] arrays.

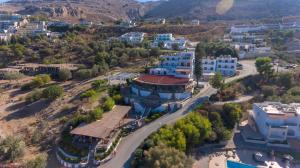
[[42, 85, 64, 100], [2, 72, 25, 80], [73, 69, 92, 80], [262, 85, 277, 98], [25, 154, 47, 168], [80, 89, 97, 100], [112, 94, 123, 104], [91, 80, 107, 91], [0, 136, 25, 161], [21, 74, 51, 91], [58, 69, 72, 81], [103, 97, 115, 111], [89, 107, 103, 122], [25, 89, 43, 103]]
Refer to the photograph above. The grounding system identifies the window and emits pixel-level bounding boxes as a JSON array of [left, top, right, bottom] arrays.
[[204, 67, 207, 70], [210, 67, 213, 70], [231, 60, 235, 63], [231, 66, 234, 69], [218, 65, 221, 68], [181, 62, 184, 66], [187, 63, 190, 67]]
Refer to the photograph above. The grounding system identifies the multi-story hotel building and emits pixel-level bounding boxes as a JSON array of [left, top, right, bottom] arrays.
[[152, 33, 188, 50], [202, 55, 237, 76]]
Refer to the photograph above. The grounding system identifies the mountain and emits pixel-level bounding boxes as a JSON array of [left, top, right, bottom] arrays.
[[2, 0, 300, 23], [2, 0, 156, 23], [144, 0, 300, 21]]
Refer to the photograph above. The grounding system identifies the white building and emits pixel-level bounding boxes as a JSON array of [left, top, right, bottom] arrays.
[[152, 33, 188, 50], [252, 102, 300, 142], [202, 55, 237, 76], [150, 52, 195, 78], [120, 32, 145, 44], [191, 20, 200, 25]]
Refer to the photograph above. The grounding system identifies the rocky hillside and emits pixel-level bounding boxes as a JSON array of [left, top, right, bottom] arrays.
[[4, 0, 155, 23], [2, 0, 300, 23], [144, 0, 300, 21]]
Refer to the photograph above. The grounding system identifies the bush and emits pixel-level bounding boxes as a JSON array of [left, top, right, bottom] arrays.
[[25, 89, 43, 103], [112, 94, 123, 104], [103, 97, 115, 111], [0, 136, 25, 161], [25, 154, 47, 168], [89, 107, 103, 122], [58, 69, 72, 81], [42, 85, 64, 100], [262, 85, 277, 98], [80, 89, 97, 100], [91, 80, 107, 91], [74, 69, 92, 80], [21, 74, 51, 91], [1, 72, 25, 80]]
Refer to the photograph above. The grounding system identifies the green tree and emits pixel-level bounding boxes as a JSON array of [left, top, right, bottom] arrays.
[[261, 85, 277, 98], [158, 41, 165, 49], [175, 16, 184, 25], [222, 103, 243, 129], [42, 85, 64, 100], [0, 136, 25, 161], [151, 127, 187, 152], [25, 154, 47, 168], [255, 57, 274, 80], [150, 48, 160, 57], [80, 89, 97, 100], [91, 80, 107, 91], [277, 73, 294, 89], [74, 69, 92, 80], [58, 69, 72, 81], [210, 72, 224, 90], [194, 43, 205, 87], [103, 97, 115, 111], [144, 144, 194, 168], [172, 43, 180, 51], [89, 107, 103, 122]]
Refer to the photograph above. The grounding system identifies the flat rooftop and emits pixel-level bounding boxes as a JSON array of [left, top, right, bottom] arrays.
[[70, 105, 131, 139], [255, 102, 300, 118], [135, 75, 190, 86]]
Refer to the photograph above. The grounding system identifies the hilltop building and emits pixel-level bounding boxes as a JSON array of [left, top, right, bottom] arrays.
[[123, 52, 195, 115], [70, 105, 132, 147], [152, 33, 188, 50], [202, 55, 238, 77], [251, 102, 300, 142], [120, 32, 145, 44]]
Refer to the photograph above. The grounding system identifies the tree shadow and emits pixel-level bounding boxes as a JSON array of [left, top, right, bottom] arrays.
[[2, 100, 51, 121]]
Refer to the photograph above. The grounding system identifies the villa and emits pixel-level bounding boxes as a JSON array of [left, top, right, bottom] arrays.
[[123, 52, 195, 115], [120, 32, 145, 44], [152, 33, 188, 50], [251, 102, 300, 142], [202, 55, 238, 77]]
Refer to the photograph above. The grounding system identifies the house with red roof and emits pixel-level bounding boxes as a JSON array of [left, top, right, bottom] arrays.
[[123, 52, 195, 115]]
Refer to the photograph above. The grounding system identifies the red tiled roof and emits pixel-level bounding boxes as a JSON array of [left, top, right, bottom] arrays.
[[135, 75, 190, 85]]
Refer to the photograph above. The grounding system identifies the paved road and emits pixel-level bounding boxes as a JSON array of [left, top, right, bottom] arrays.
[[101, 60, 257, 168]]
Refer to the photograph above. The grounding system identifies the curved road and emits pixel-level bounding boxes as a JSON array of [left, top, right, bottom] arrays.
[[101, 60, 257, 168]]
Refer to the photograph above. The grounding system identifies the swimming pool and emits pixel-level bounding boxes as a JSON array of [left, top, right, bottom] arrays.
[[227, 160, 257, 168]]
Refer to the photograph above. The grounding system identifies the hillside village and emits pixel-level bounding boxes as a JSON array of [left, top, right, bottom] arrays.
[[0, 3, 300, 168]]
